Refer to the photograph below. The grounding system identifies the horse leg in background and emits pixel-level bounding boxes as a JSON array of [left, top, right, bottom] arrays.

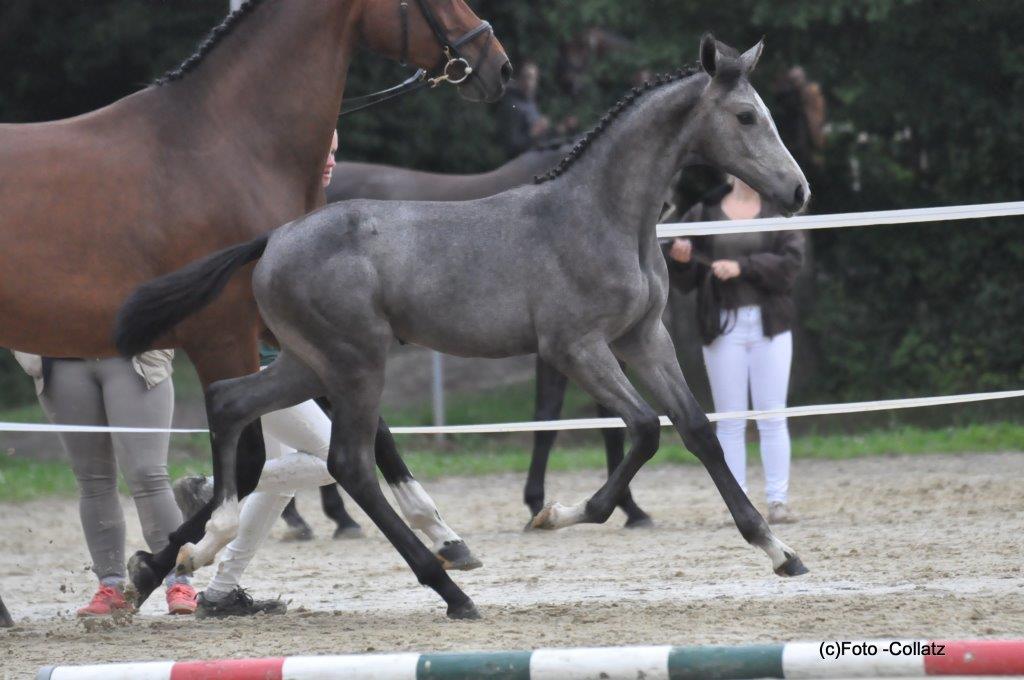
[[321, 359, 479, 619], [373, 416, 481, 570], [279, 497, 315, 541], [174, 351, 323, 577], [126, 338, 265, 607], [0, 594, 13, 628], [317, 484, 363, 539], [530, 339, 663, 533], [524, 357, 567, 521], [614, 321, 807, 577], [596, 401, 653, 528]]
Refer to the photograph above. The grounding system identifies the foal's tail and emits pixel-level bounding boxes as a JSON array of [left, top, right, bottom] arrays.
[[114, 235, 269, 356]]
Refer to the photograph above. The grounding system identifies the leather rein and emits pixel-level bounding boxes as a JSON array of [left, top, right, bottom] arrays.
[[340, 0, 494, 116]]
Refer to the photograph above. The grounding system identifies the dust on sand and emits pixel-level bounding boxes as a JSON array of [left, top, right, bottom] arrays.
[[2, 452, 1022, 677]]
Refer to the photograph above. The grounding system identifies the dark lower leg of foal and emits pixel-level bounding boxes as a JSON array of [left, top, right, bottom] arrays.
[[596, 402, 652, 527], [128, 420, 266, 605], [524, 358, 567, 516], [327, 403, 475, 619], [276, 416, 414, 537], [618, 323, 806, 576]]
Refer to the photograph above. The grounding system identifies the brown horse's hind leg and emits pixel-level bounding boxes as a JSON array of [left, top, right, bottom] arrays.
[[126, 329, 264, 607]]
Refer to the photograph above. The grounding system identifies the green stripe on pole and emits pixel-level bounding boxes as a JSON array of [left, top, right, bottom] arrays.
[[668, 644, 785, 679], [417, 651, 532, 680]]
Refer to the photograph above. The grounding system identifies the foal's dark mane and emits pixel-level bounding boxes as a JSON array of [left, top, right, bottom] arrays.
[[154, 0, 268, 86], [534, 64, 700, 184]]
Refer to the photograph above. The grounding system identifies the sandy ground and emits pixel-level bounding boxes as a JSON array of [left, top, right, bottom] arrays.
[[2, 452, 1023, 677]]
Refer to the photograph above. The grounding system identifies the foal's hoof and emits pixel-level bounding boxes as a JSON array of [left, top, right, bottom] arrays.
[[528, 503, 559, 531], [332, 524, 364, 540], [774, 554, 809, 577], [175, 543, 199, 577], [436, 541, 483, 571], [446, 599, 481, 620], [126, 551, 161, 608], [624, 515, 654, 530], [529, 501, 583, 530], [281, 525, 315, 542]]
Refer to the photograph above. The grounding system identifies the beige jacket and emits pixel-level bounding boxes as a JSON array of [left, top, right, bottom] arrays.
[[12, 350, 174, 395]]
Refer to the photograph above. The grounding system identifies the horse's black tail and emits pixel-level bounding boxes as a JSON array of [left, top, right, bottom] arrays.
[[114, 235, 269, 356]]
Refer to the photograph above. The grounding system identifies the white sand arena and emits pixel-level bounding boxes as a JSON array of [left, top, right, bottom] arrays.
[[2, 451, 1022, 677]]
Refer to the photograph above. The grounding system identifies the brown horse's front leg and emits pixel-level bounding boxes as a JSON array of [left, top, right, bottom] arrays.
[[126, 310, 262, 607]]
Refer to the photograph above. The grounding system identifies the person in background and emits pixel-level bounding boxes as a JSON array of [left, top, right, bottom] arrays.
[[661, 175, 806, 524], [498, 60, 576, 158], [12, 349, 195, 615], [773, 66, 827, 171]]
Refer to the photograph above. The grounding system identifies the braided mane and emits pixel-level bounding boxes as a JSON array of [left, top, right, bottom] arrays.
[[154, 0, 268, 86], [534, 64, 701, 184]]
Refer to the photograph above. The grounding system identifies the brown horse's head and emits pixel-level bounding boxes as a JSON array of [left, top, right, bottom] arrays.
[[360, 0, 512, 103]]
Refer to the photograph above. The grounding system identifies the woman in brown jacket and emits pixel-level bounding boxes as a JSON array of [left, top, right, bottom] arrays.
[[663, 176, 805, 523]]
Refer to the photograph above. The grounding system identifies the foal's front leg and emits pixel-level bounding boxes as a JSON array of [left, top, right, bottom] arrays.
[[614, 321, 808, 577], [530, 339, 663, 530]]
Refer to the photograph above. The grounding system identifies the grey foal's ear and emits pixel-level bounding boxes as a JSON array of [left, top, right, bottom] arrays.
[[740, 38, 766, 74], [700, 33, 718, 77]]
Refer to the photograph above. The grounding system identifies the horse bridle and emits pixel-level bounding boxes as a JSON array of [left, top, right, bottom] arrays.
[[341, 0, 495, 116]]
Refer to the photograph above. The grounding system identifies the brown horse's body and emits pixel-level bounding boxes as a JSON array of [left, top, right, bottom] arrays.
[[0, 0, 508, 388]]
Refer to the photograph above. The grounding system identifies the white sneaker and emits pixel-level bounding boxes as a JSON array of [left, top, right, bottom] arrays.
[[767, 501, 798, 524]]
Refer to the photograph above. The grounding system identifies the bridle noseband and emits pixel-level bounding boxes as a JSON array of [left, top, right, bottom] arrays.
[[400, 0, 494, 88], [341, 0, 495, 116]]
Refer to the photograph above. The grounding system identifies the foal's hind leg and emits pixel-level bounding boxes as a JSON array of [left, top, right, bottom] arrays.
[[614, 321, 807, 577], [320, 351, 478, 619], [373, 417, 481, 570], [176, 352, 322, 575]]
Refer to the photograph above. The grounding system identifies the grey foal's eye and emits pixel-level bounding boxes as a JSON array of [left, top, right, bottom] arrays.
[[736, 111, 756, 126]]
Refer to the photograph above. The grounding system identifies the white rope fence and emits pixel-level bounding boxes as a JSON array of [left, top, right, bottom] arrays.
[[2, 200, 1022, 436], [657, 200, 1024, 237], [2, 390, 1022, 436]]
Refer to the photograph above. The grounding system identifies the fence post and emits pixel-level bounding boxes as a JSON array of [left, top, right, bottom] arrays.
[[431, 351, 446, 444]]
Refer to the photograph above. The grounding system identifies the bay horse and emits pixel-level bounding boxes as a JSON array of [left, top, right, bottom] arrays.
[[0, 0, 510, 608], [285, 140, 653, 537], [116, 35, 810, 619]]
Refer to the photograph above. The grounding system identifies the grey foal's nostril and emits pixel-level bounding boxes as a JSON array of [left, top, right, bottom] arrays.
[[794, 184, 805, 207], [500, 61, 514, 85]]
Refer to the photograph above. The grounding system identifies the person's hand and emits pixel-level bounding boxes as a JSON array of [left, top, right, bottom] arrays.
[[530, 116, 551, 137], [668, 238, 692, 263], [712, 259, 741, 280]]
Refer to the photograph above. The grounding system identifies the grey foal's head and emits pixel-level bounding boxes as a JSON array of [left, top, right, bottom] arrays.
[[688, 34, 810, 215]]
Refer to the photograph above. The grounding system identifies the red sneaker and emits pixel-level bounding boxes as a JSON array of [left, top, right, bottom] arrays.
[[76, 585, 130, 618], [166, 583, 198, 615]]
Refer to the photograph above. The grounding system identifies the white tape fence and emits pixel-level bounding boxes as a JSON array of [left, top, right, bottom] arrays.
[[2, 200, 1022, 436]]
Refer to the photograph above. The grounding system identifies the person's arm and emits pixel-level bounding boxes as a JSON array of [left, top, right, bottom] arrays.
[[735, 230, 805, 294], [661, 204, 711, 293]]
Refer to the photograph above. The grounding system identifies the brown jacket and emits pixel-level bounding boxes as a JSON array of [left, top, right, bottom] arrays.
[[661, 189, 805, 345]]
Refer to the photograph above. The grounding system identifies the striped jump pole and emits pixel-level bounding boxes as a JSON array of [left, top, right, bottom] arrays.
[[37, 640, 1024, 679]]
